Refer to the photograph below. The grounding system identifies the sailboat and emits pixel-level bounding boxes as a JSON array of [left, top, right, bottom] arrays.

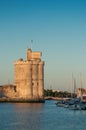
[[68, 77, 81, 110], [69, 73, 86, 110]]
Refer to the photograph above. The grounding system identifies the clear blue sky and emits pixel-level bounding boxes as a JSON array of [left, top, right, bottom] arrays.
[[0, 0, 86, 92]]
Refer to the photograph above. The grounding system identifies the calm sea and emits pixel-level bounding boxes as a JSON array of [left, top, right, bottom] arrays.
[[0, 100, 86, 130]]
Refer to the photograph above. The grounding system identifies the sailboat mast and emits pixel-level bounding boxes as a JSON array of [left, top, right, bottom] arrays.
[[80, 73, 83, 100], [74, 78, 76, 98], [71, 73, 74, 98]]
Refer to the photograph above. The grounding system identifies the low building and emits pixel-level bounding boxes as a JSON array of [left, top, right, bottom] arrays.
[[77, 88, 86, 101]]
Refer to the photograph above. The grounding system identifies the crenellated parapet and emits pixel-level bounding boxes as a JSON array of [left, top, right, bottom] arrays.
[[14, 60, 32, 65]]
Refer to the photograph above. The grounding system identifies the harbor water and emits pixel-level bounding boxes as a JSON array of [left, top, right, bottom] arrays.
[[0, 100, 86, 130]]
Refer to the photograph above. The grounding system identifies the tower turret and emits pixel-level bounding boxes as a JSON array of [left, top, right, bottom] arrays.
[[14, 48, 44, 102]]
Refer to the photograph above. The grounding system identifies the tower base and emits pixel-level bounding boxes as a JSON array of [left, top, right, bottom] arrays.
[[0, 97, 45, 103]]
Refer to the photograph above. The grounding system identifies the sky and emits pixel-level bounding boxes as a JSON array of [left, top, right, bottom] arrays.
[[0, 0, 86, 92]]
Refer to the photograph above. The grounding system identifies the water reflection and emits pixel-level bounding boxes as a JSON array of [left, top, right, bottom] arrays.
[[0, 103, 44, 130], [13, 103, 44, 130], [14, 103, 44, 111], [0, 101, 86, 130]]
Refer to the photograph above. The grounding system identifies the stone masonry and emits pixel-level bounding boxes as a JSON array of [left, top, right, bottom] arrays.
[[14, 48, 44, 101]]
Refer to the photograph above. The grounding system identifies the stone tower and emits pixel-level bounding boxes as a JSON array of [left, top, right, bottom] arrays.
[[14, 48, 44, 102]]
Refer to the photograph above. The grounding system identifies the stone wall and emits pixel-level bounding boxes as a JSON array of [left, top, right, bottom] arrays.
[[0, 85, 17, 98], [14, 60, 32, 98]]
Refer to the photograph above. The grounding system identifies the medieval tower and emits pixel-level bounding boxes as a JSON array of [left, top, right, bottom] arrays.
[[14, 48, 44, 102]]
